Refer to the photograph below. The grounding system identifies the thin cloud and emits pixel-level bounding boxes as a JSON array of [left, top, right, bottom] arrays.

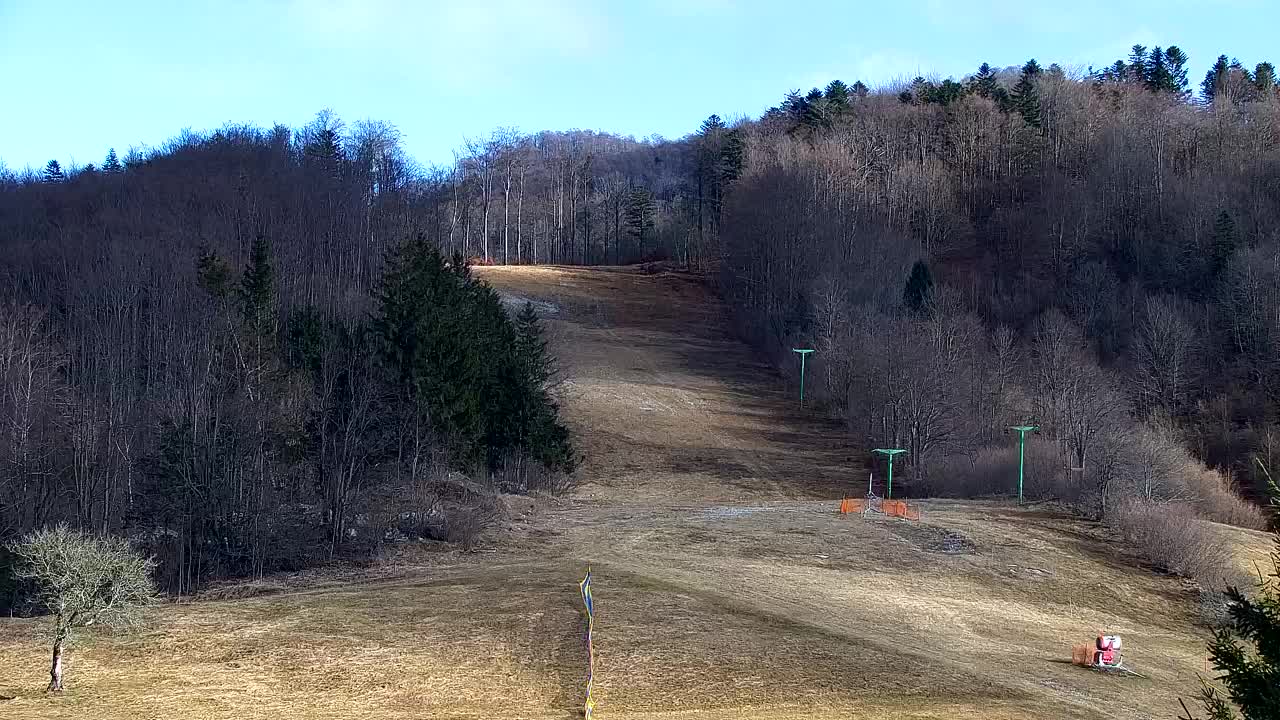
[[288, 0, 610, 59], [653, 0, 736, 16]]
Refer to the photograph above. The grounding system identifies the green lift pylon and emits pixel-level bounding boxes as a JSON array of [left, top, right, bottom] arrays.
[[872, 448, 906, 499], [791, 348, 814, 405], [1009, 425, 1038, 504]]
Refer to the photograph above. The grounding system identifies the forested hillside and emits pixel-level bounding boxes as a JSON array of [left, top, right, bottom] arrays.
[[714, 48, 1280, 515], [2, 44, 1278, 597], [0, 120, 576, 598]]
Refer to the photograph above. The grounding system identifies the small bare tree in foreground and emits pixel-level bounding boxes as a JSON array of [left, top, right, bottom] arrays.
[[10, 525, 156, 691]]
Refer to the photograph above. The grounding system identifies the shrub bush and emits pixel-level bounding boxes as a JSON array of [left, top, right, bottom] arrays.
[[924, 439, 1066, 499], [1192, 469, 1268, 530], [1109, 500, 1248, 588], [1109, 421, 1266, 529]]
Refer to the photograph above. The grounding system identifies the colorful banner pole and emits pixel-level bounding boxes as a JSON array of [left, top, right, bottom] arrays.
[[580, 567, 596, 719]]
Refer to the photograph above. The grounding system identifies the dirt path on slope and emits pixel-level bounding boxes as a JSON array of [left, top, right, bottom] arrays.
[[485, 265, 860, 506]]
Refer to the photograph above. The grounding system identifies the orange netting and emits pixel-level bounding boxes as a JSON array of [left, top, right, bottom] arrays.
[[881, 500, 922, 520], [839, 498, 865, 514], [840, 497, 920, 519], [1071, 643, 1092, 666]]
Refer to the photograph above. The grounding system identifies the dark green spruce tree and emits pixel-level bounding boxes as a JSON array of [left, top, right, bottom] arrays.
[[512, 302, 575, 473], [42, 160, 64, 184], [903, 260, 935, 312], [374, 239, 483, 464], [1255, 62, 1277, 100], [799, 87, 831, 129], [1166, 46, 1191, 97], [824, 79, 850, 108], [624, 188, 656, 258], [1128, 44, 1149, 84], [971, 62, 1000, 98], [1202, 56, 1250, 104], [196, 246, 233, 300], [1102, 60, 1128, 84], [1146, 47, 1174, 94], [1012, 60, 1043, 128], [239, 235, 276, 336], [102, 148, 122, 173], [781, 90, 809, 123], [373, 238, 573, 472], [1209, 210, 1238, 282]]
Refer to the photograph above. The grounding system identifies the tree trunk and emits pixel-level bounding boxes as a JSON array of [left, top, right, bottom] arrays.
[[482, 170, 491, 262], [516, 166, 525, 263], [48, 633, 66, 692], [503, 163, 511, 264]]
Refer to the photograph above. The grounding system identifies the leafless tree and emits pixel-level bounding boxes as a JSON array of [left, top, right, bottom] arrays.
[[10, 524, 156, 691]]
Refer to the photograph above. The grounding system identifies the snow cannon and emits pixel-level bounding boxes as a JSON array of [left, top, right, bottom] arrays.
[[1094, 635, 1122, 668], [1071, 633, 1136, 675]]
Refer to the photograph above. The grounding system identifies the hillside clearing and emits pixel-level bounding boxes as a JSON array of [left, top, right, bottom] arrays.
[[0, 265, 1270, 719]]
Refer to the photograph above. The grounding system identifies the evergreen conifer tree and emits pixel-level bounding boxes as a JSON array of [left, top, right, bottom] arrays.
[[903, 260, 935, 312], [102, 148, 122, 173], [514, 302, 553, 389], [239, 236, 276, 335], [375, 239, 481, 463], [1012, 60, 1043, 128], [971, 62, 1000, 99], [1107, 60, 1128, 84], [1255, 63, 1277, 100], [1146, 47, 1174, 94], [196, 247, 232, 299], [850, 81, 869, 99], [799, 87, 831, 128], [1209, 210, 1238, 281], [372, 239, 574, 471], [512, 302, 575, 472], [718, 130, 745, 187], [304, 116, 345, 183], [42, 160, 64, 184], [624, 188, 656, 256], [1128, 45, 1149, 84], [824, 79, 850, 107], [1203, 55, 1233, 103], [1166, 46, 1191, 97], [781, 90, 809, 123]]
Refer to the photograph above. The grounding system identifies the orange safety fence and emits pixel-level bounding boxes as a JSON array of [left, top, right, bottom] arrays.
[[839, 497, 865, 514], [1071, 643, 1092, 666], [839, 497, 920, 519], [882, 500, 922, 520]]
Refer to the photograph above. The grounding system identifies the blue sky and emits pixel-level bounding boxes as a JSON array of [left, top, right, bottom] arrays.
[[2, 0, 1275, 172]]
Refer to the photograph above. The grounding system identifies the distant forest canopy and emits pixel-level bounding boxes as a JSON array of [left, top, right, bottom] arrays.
[[1, 40, 1279, 591]]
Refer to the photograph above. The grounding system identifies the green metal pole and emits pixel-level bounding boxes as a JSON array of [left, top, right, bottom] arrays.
[[887, 453, 894, 500], [1018, 434, 1026, 505], [799, 353, 806, 404], [1009, 426, 1038, 505], [873, 448, 905, 500], [792, 349, 814, 406]]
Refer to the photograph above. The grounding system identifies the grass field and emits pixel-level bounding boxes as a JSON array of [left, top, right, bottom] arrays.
[[0, 264, 1271, 719]]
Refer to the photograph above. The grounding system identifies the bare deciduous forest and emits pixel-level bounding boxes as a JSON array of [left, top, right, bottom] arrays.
[[2, 45, 1278, 602]]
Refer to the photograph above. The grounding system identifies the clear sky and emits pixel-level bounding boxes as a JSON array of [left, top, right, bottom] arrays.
[[2, 0, 1276, 173]]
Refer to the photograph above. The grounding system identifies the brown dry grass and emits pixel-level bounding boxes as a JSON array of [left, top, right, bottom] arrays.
[[0, 264, 1273, 719]]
